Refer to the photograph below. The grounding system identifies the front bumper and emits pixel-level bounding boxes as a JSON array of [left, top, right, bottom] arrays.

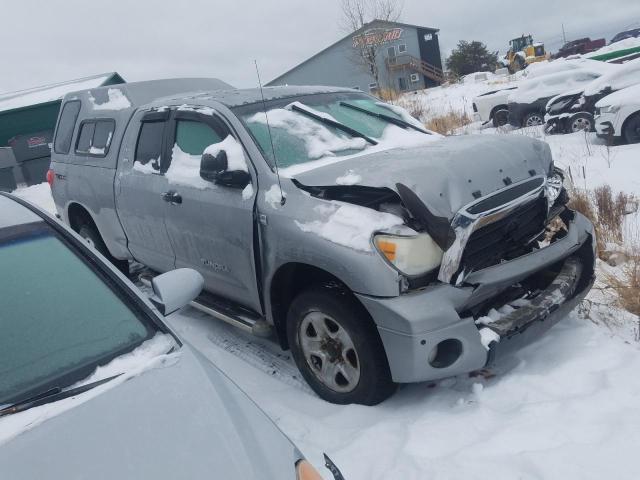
[[356, 211, 595, 383]]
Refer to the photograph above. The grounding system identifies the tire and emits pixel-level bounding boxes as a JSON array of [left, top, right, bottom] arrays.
[[286, 286, 396, 405], [78, 224, 129, 275], [568, 112, 594, 133], [523, 111, 544, 127], [492, 109, 509, 127], [623, 113, 640, 144]]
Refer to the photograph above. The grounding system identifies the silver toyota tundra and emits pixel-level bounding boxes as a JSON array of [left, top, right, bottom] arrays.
[[49, 78, 596, 405]]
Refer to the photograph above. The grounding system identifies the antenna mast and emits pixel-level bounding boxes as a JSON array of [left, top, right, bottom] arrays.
[[254, 60, 285, 206]]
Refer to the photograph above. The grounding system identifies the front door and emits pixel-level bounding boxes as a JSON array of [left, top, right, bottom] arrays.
[[116, 109, 176, 272], [161, 109, 261, 313]]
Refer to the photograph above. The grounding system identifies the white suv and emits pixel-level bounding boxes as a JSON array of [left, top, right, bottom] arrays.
[[595, 83, 640, 144]]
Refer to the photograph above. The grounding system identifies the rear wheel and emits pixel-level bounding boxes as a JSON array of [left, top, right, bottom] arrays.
[[492, 109, 509, 127], [623, 113, 640, 144], [286, 286, 396, 405], [568, 112, 594, 133], [78, 224, 129, 275], [523, 112, 545, 127]]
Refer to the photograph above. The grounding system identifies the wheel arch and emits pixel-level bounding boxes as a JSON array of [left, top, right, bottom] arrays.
[[489, 104, 509, 119], [621, 110, 640, 141], [67, 202, 98, 233], [268, 262, 373, 350]]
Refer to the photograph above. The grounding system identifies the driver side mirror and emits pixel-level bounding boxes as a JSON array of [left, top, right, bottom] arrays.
[[200, 149, 251, 189], [200, 150, 228, 182], [149, 268, 204, 316]]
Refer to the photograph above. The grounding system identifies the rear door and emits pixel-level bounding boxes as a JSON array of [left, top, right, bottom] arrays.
[[161, 109, 261, 312], [115, 110, 176, 272]]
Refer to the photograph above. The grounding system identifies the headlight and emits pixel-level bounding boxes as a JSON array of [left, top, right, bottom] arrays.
[[545, 167, 566, 204], [599, 105, 620, 114], [296, 460, 323, 480], [374, 232, 443, 276]]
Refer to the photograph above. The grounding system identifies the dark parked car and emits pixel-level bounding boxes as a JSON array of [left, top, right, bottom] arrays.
[[611, 28, 640, 44]]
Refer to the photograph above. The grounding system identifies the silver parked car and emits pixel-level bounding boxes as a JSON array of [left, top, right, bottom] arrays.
[[49, 79, 596, 405], [0, 193, 335, 480]]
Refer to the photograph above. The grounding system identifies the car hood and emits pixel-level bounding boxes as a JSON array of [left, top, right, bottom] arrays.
[[0, 345, 298, 480], [291, 134, 553, 219]]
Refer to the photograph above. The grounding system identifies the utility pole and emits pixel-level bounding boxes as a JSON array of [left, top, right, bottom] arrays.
[[561, 23, 567, 44]]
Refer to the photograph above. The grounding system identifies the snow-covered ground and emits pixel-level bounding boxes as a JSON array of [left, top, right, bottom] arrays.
[[10, 73, 640, 479]]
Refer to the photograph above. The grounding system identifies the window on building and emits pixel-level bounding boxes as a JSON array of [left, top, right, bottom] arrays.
[[398, 77, 407, 91], [135, 121, 165, 171], [75, 119, 115, 157], [424, 33, 433, 41], [398, 44, 407, 53], [54, 100, 81, 154], [368, 82, 378, 92]]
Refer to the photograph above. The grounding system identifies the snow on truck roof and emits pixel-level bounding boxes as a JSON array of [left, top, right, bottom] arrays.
[[0, 72, 123, 114]]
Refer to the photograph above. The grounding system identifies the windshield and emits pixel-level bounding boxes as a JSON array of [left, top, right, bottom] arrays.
[[233, 92, 431, 170], [0, 222, 154, 405]]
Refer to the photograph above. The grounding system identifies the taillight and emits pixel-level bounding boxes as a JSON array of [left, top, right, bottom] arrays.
[[46, 169, 55, 187]]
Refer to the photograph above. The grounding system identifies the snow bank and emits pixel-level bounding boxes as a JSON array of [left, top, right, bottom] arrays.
[[11, 183, 56, 215], [586, 37, 640, 58], [0, 334, 177, 446], [89, 88, 131, 110], [294, 202, 403, 251]]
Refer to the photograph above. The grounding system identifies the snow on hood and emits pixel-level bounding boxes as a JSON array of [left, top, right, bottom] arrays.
[[595, 83, 640, 108], [583, 58, 640, 97], [291, 134, 553, 220], [508, 68, 611, 103]]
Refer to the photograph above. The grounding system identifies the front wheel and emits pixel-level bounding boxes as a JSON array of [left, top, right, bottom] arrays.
[[492, 109, 509, 127], [623, 113, 640, 144], [523, 111, 544, 127], [287, 286, 396, 405], [568, 112, 594, 133]]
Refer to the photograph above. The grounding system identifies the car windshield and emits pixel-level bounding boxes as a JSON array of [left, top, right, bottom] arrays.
[[0, 221, 154, 405], [233, 92, 429, 169]]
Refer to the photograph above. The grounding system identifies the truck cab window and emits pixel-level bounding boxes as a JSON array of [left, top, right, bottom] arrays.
[[175, 120, 224, 156], [75, 119, 115, 157], [135, 121, 165, 171]]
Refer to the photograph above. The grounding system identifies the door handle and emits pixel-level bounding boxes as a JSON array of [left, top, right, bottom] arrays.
[[161, 191, 182, 205]]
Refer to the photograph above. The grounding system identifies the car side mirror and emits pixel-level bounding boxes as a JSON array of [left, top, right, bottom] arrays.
[[200, 150, 228, 182], [149, 268, 204, 316]]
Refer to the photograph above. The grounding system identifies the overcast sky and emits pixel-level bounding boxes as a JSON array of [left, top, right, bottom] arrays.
[[1, 0, 639, 94]]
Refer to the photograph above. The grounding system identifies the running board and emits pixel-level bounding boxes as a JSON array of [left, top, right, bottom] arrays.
[[139, 271, 272, 338]]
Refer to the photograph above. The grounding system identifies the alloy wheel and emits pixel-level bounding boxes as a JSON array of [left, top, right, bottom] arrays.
[[298, 311, 361, 393]]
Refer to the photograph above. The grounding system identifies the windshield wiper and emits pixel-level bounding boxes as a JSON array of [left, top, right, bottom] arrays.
[[339, 102, 431, 134], [290, 103, 378, 145], [0, 374, 121, 418]]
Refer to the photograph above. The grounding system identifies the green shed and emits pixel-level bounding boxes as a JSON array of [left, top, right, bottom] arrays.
[[0, 72, 125, 190]]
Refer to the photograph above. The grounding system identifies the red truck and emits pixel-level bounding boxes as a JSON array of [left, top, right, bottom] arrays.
[[554, 38, 607, 58]]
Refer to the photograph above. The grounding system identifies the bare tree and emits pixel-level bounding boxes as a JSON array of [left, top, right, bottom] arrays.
[[340, 0, 404, 89]]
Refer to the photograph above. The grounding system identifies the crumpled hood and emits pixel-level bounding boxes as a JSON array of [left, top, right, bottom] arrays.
[[292, 134, 553, 219], [0, 346, 298, 480]]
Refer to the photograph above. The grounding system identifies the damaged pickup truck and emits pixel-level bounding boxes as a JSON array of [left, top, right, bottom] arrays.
[[49, 79, 596, 405]]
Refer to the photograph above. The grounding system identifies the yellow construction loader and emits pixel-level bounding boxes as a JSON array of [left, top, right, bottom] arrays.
[[506, 35, 549, 73]]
